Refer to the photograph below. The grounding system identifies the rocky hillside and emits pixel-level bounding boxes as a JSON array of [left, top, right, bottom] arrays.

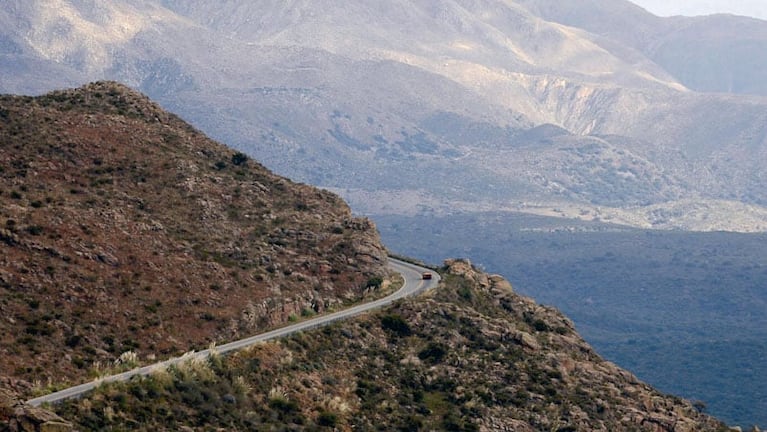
[[41, 259, 731, 431], [0, 82, 388, 392]]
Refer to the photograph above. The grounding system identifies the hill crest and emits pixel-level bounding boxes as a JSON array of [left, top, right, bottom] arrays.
[[0, 81, 388, 390]]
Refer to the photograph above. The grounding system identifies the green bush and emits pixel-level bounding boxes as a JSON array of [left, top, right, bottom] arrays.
[[366, 276, 383, 289], [317, 411, 338, 427], [268, 397, 298, 413], [65, 334, 82, 348], [381, 314, 411, 337], [231, 152, 248, 166], [458, 285, 473, 300], [531, 319, 550, 332], [418, 342, 448, 364]]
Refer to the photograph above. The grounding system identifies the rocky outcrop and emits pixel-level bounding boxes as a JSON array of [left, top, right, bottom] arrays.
[[0, 390, 71, 432], [438, 259, 727, 432]]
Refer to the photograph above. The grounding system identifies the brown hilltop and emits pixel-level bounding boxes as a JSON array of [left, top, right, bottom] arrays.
[[0, 82, 387, 391]]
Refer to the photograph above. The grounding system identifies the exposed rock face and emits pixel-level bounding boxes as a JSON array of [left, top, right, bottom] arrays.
[[50, 259, 729, 431], [0, 82, 388, 392], [0, 390, 71, 432]]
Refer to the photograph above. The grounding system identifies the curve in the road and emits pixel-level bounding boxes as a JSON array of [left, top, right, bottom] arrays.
[[27, 258, 440, 406]]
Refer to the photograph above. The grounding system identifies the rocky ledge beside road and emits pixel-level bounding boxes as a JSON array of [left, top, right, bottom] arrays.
[[1, 390, 71, 432]]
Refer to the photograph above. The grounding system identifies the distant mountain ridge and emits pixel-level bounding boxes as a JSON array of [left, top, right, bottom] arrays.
[[524, 0, 767, 95], [3, 0, 767, 231]]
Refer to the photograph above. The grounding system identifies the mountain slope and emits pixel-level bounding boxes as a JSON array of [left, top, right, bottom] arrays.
[[0, 82, 387, 390], [523, 0, 767, 96], [4, 1, 767, 230], [0, 82, 734, 431], [48, 260, 729, 431], [152, 0, 767, 229], [159, 0, 674, 85]]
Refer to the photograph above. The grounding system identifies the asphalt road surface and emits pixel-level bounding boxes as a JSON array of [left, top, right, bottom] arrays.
[[27, 258, 439, 406]]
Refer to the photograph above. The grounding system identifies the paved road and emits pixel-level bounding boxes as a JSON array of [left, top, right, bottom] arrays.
[[27, 258, 439, 406]]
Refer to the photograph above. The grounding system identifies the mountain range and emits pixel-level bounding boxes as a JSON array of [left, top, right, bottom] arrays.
[[3, 0, 767, 231]]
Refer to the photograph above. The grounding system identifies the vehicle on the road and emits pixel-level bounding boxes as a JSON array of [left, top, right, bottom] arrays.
[[422, 272, 433, 280]]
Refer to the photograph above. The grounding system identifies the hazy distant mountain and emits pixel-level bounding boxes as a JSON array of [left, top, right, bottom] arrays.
[[2, 0, 767, 232], [524, 0, 767, 96]]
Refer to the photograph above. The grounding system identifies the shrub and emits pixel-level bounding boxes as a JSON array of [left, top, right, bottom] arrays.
[[65, 334, 82, 348], [418, 342, 448, 364], [25, 319, 54, 336], [366, 276, 383, 289], [458, 285, 473, 300], [231, 152, 248, 166], [317, 411, 338, 427], [71, 356, 86, 369], [268, 397, 298, 413], [381, 314, 411, 337], [531, 319, 550, 332]]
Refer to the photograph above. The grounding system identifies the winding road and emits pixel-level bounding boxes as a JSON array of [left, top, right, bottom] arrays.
[[27, 258, 440, 406]]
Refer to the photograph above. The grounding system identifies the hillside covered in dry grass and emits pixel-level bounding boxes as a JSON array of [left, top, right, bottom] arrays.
[[0, 82, 388, 393], [50, 260, 730, 431]]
